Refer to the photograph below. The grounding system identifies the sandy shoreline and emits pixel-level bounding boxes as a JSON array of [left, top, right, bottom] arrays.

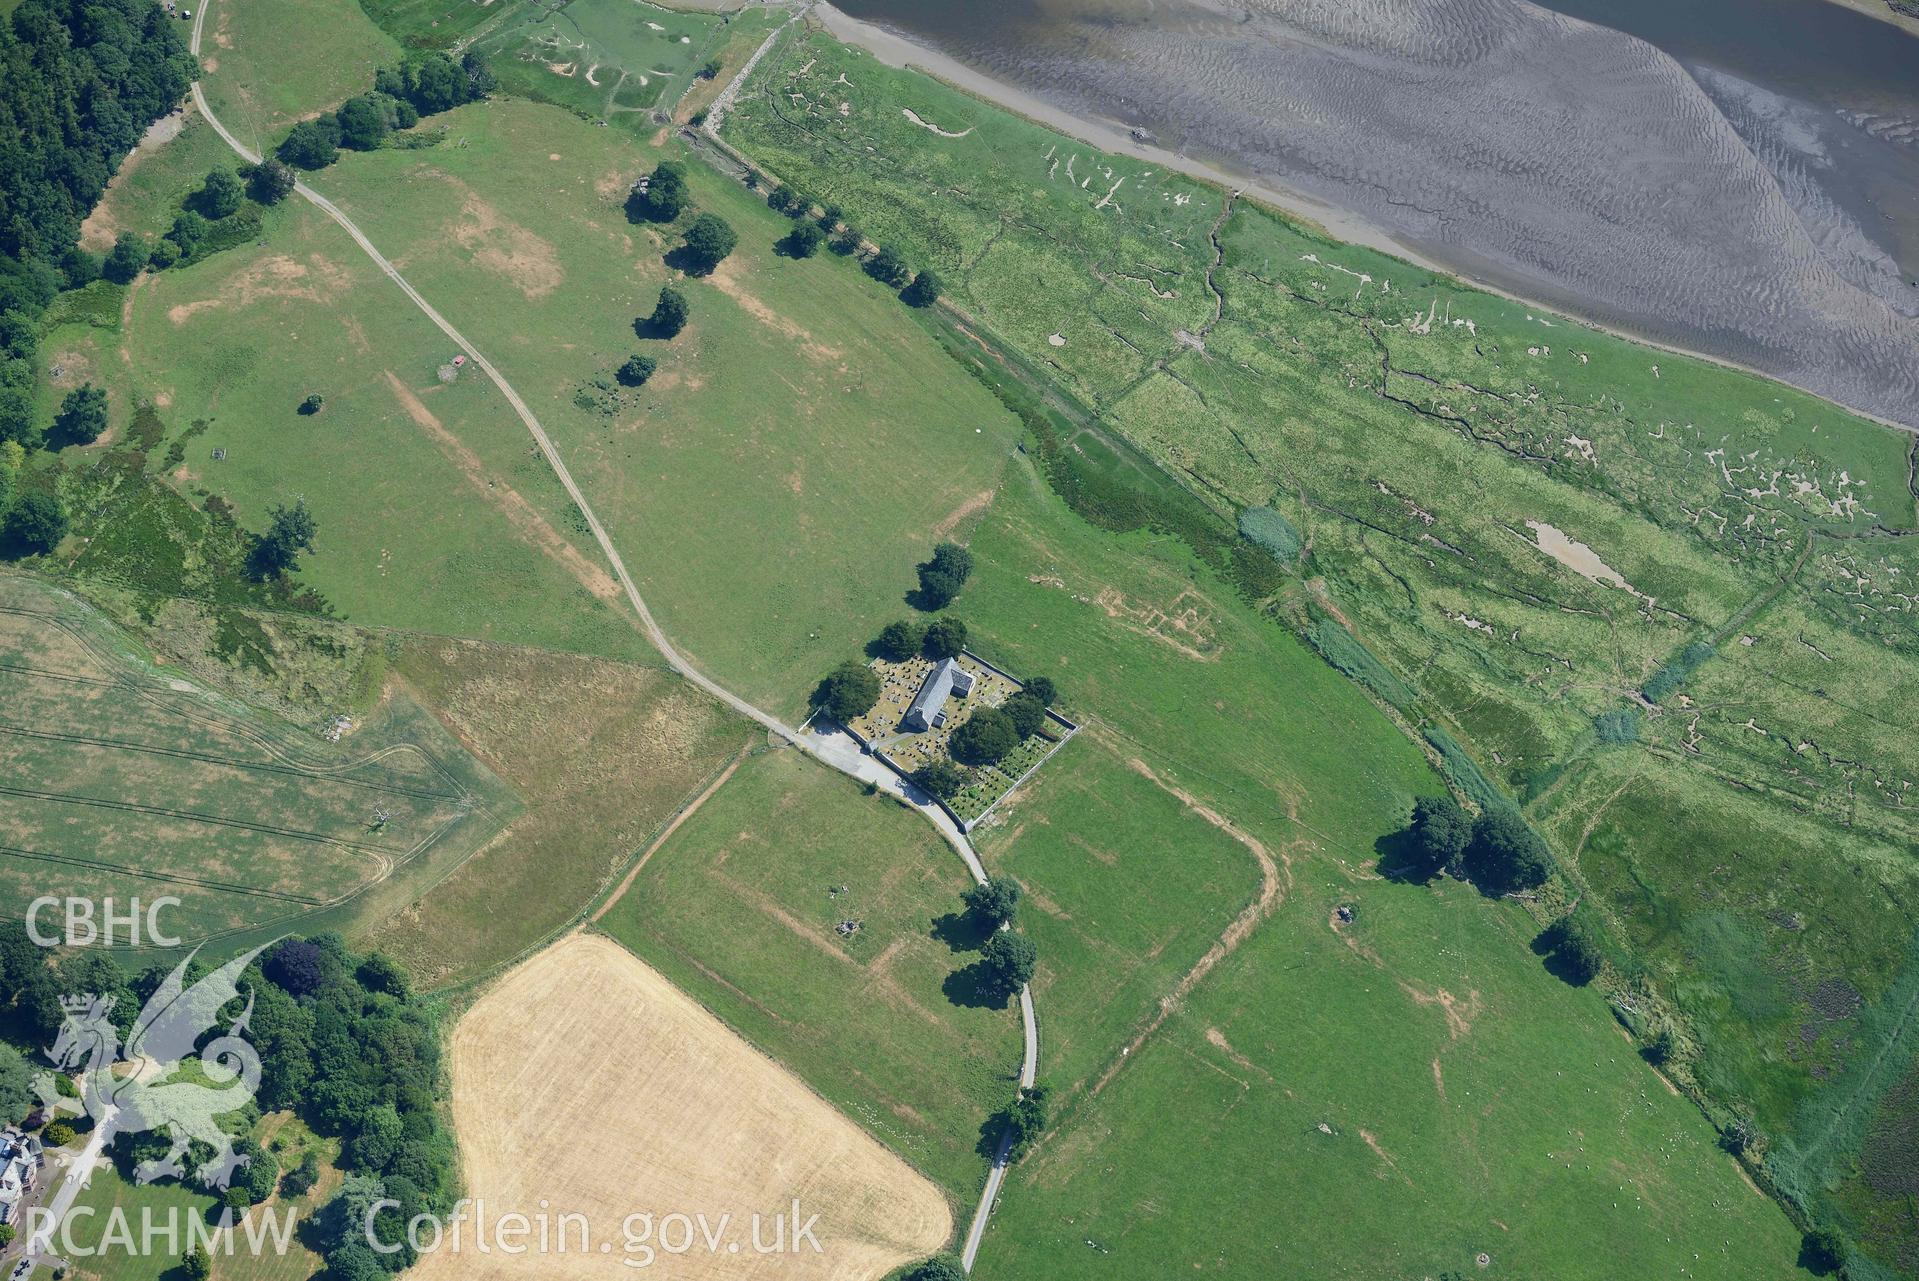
[[806, 1, 1916, 435], [811, 3, 1423, 264]]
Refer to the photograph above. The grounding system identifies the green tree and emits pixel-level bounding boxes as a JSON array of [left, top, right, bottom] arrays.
[[280, 1150, 321, 1198], [1408, 794, 1472, 877], [628, 161, 689, 223], [922, 616, 967, 660], [196, 168, 244, 219], [815, 661, 880, 723], [0, 441, 22, 511], [299, 394, 324, 416], [1466, 808, 1556, 895], [699, 57, 722, 80], [3, 492, 67, 556], [183, 1245, 211, 1281], [617, 354, 657, 387], [1002, 1082, 1051, 1160], [463, 49, 499, 98], [1545, 909, 1604, 985], [1002, 693, 1046, 739], [43, 1121, 76, 1147], [647, 285, 689, 338], [901, 1256, 965, 1281], [277, 120, 338, 170], [903, 269, 943, 307], [1023, 675, 1058, 705], [245, 158, 297, 205], [336, 95, 391, 151], [356, 952, 409, 998], [817, 203, 842, 232], [391, 51, 482, 113], [0, 1045, 32, 1127], [916, 541, 973, 608], [781, 221, 824, 258], [245, 977, 315, 1110], [103, 233, 149, 284], [874, 619, 925, 661], [0, 0, 194, 266], [979, 931, 1037, 1001], [962, 877, 1020, 927], [251, 499, 318, 578], [164, 211, 208, 260], [951, 706, 1017, 765], [0, 387, 33, 445], [911, 758, 964, 801], [829, 227, 862, 256], [59, 246, 101, 288], [349, 1104, 405, 1170], [679, 214, 737, 274], [1800, 1228, 1847, 1276], [866, 245, 910, 287]]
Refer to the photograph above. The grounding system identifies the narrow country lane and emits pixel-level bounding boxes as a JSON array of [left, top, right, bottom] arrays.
[[186, 6, 1035, 1271]]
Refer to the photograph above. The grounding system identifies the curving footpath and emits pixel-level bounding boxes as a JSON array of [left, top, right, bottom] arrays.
[[188, 6, 1034, 1271]]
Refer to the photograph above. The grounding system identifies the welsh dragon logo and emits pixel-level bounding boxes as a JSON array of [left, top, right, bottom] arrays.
[[33, 944, 271, 1192]]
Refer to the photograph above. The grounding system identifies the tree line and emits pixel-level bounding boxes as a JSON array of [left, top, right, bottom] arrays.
[[610, 159, 740, 388], [0, 0, 195, 272], [759, 181, 941, 305], [277, 52, 496, 173], [0, 0, 195, 556]]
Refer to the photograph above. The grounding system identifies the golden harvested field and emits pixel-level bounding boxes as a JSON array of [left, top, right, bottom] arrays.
[[420, 933, 952, 1281]]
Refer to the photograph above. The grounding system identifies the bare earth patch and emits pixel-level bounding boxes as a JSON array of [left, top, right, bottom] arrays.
[[418, 933, 951, 1281], [382, 372, 623, 603], [166, 253, 353, 323], [708, 259, 846, 364], [78, 108, 187, 250], [930, 488, 994, 541], [445, 184, 565, 299], [1087, 755, 1290, 1099]]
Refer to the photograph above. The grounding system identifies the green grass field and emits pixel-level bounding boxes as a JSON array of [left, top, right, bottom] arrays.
[[39, 188, 654, 663], [940, 459, 1804, 1277], [197, 0, 402, 157], [595, 746, 1020, 1207], [0, 573, 511, 950], [725, 29, 1919, 1268], [969, 732, 1269, 1095], [298, 94, 1022, 716], [471, 0, 723, 123], [976, 841, 1805, 1279], [60, 1157, 221, 1281]]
